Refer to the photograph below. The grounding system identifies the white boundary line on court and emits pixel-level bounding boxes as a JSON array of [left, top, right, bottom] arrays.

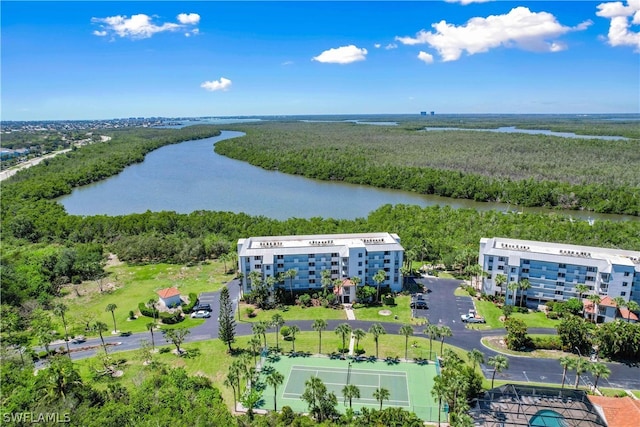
[[290, 366, 406, 378]]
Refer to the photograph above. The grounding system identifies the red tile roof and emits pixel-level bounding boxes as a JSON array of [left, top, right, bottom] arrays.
[[157, 287, 180, 299], [588, 396, 640, 427], [618, 308, 639, 322]]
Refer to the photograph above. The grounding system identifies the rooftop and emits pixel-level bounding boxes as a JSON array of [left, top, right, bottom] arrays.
[[157, 287, 181, 299], [587, 395, 640, 427]]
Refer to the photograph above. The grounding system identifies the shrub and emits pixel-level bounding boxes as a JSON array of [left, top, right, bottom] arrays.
[[355, 347, 366, 355], [128, 310, 136, 320], [383, 295, 395, 306], [298, 294, 311, 307], [245, 307, 256, 318], [159, 347, 170, 354], [280, 326, 291, 339], [352, 303, 366, 309], [531, 335, 562, 350], [181, 293, 199, 314], [547, 312, 560, 320], [159, 311, 183, 325], [138, 302, 159, 319]]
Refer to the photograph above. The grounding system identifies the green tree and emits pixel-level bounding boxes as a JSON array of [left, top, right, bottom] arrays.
[[289, 324, 300, 353], [373, 269, 386, 303], [321, 269, 332, 297], [573, 357, 590, 389], [369, 323, 386, 359], [312, 319, 327, 354], [285, 268, 297, 299], [467, 348, 484, 371], [557, 316, 593, 354], [589, 362, 611, 390], [248, 334, 262, 365], [52, 303, 71, 358], [495, 274, 507, 299], [219, 287, 236, 352], [488, 354, 509, 388], [597, 320, 640, 360], [438, 325, 452, 355], [94, 321, 109, 353], [373, 387, 390, 410], [342, 384, 361, 409], [105, 303, 118, 333], [504, 317, 531, 350], [271, 314, 285, 352], [625, 300, 639, 323], [164, 327, 190, 355], [425, 324, 440, 360], [587, 294, 601, 323], [518, 279, 531, 307], [399, 324, 414, 360], [252, 320, 268, 348], [432, 375, 447, 427], [335, 323, 352, 354], [507, 282, 519, 306], [301, 376, 337, 422], [266, 370, 284, 411], [558, 356, 575, 389], [146, 322, 156, 350], [353, 328, 366, 353]]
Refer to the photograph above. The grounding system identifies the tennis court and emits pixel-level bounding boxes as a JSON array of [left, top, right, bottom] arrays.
[[258, 354, 444, 422]]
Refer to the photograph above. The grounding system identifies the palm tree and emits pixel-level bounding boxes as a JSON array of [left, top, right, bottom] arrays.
[[573, 357, 590, 389], [368, 323, 386, 359], [613, 296, 626, 318], [248, 334, 262, 365], [575, 284, 589, 316], [289, 325, 300, 353], [312, 319, 327, 354], [252, 321, 268, 348], [266, 370, 284, 411], [518, 279, 531, 307], [626, 300, 640, 323], [147, 298, 158, 324], [373, 269, 386, 303], [94, 321, 109, 352], [271, 314, 285, 352], [399, 325, 414, 360], [424, 324, 440, 360], [285, 268, 297, 299], [589, 362, 611, 390], [335, 323, 352, 354], [467, 348, 485, 371], [488, 354, 509, 388], [352, 328, 366, 353], [559, 356, 575, 389], [321, 269, 332, 297], [342, 384, 360, 409], [52, 303, 71, 358], [438, 326, 452, 356], [373, 387, 390, 410], [587, 294, 601, 323], [105, 303, 118, 333], [225, 367, 240, 409], [495, 274, 507, 299], [431, 375, 447, 427], [507, 282, 518, 305], [146, 322, 156, 350]]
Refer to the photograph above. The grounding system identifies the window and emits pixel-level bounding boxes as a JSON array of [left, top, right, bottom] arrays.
[[621, 291, 626, 297], [255, 264, 262, 269], [358, 270, 362, 275], [499, 257, 506, 262], [358, 262, 362, 266], [558, 272, 565, 278], [385, 251, 390, 255], [309, 279, 316, 284], [559, 264, 566, 269], [555, 290, 563, 295], [266, 266, 271, 270], [331, 253, 338, 257], [523, 259, 530, 265], [586, 276, 595, 282], [309, 262, 315, 267], [488, 266, 493, 271], [358, 253, 363, 258], [277, 264, 284, 269], [522, 268, 529, 273], [587, 266, 597, 272], [331, 261, 338, 266], [498, 265, 504, 270], [511, 267, 516, 273], [624, 271, 630, 277], [331, 269, 338, 275], [556, 281, 564, 286], [489, 257, 494, 263], [254, 256, 262, 261], [277, 255, 284, 260], [623, 282, 628, 287]]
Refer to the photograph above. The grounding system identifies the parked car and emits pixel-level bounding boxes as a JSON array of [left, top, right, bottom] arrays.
[[410, 300, 428, 309], [71, 335, 86, 344], [191, 310, 211, 319], [194, 303, 212, 312]]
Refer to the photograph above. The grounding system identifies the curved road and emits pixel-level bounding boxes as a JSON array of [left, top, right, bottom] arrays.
[[58, 277, 640, 390]]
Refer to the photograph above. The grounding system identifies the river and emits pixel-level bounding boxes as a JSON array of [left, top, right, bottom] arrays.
[[58, 131, 636, 222]]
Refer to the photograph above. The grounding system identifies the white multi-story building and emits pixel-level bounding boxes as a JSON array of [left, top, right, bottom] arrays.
[[479, 237, 640, 310], [237, 232, 404, 302]]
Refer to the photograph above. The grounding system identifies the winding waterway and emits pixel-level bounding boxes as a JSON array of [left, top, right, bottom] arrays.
[[58, 131, 636, 222]]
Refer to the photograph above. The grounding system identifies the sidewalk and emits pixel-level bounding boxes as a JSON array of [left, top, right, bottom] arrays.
[[344, 304, 356, 355]]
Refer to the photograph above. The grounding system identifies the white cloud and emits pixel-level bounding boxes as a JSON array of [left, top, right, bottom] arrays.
[[92, 12, 199, 40], [201, 77, 232, 92], [395, 7, 590, 61], [374, 43, 382, 48], [177, 13, 200, 25], [385, 43, 398, 50], [596, 0, 640, 50], [417, 51, 434, 63], [312, 45, 368, 64], [282, 60, 294, 66]]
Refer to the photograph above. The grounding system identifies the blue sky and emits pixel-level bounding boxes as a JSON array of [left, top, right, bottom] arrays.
[[2, 1, 639, 120]]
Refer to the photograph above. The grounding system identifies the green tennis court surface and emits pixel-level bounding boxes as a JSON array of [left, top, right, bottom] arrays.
[[258, 355, 444, 422]]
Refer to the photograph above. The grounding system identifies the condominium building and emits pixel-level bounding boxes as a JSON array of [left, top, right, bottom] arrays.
[[237, 232, 404, 301], [478, 237, 640, 310]]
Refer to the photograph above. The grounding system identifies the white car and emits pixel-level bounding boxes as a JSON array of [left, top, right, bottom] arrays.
[[191, 310, 211, 319]]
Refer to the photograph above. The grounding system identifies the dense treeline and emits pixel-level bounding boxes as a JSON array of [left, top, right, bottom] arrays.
[[2, 124, 640, 309], [214, 121, 640, 215]]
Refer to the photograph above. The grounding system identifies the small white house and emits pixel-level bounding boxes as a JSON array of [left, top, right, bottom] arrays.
[[157, 287, 181, 308]]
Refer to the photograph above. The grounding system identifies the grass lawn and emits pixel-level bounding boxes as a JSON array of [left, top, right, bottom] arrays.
[[353, 295, 412, 324], [54, 261, 234, 338], [238, 302, 346, 323], [474, 300, 560, 330]]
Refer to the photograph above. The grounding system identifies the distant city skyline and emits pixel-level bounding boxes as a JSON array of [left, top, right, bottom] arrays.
[[2, 1, 639, 120]]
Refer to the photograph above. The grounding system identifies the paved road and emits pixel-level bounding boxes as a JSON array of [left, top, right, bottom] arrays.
[[57, 277, 640, 390]]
